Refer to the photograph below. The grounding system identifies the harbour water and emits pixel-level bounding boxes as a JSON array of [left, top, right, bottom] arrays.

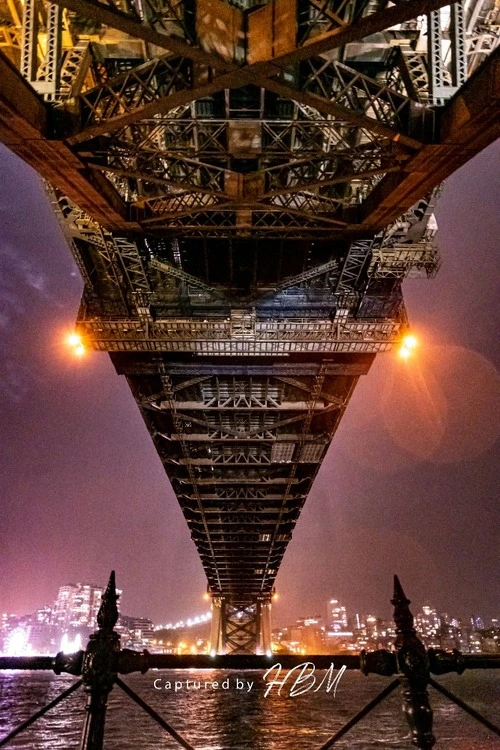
[[0, 670, 499, 749]]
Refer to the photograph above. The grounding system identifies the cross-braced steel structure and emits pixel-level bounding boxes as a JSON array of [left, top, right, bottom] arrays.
[[0, 0, 498, 652]]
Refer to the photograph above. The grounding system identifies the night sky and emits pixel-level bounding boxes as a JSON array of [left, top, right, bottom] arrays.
[[0, 141, 499, 627]]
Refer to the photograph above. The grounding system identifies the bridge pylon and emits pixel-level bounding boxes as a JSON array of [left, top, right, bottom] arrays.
[[210, 596, 272, 656]]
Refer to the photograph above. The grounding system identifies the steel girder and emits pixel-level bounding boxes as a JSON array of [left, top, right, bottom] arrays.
[[61, 54, 426, 144], [120, 364, 360, 602], [47, 0, 456, 65], [1, 1, 498, 233], [1, 0, 497, 642]]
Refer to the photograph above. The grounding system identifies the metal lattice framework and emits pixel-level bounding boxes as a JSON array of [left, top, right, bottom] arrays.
[[0, 0, 498, 652]]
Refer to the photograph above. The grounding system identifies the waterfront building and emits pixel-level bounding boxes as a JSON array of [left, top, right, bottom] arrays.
[[55, 582, 111, 631], [118, 615, 155, 649], [328, 599, 348, 632]]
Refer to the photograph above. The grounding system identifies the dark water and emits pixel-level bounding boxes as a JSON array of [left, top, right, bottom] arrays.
[[0, 669, 499, 749]]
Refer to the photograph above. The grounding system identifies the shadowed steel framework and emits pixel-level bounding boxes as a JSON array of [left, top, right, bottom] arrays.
[[0, 0, 498, 653]]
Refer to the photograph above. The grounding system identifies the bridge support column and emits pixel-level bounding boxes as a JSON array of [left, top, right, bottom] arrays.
[[257, 598, 272, 656], [210, 598, 273, 655], [209, 596, 226, 656]]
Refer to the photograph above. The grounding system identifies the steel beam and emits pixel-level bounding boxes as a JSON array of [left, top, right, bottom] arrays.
[[50, 0, 230, 67], [361, 47, 500, 228], [0, 52, 137, 230], [51, 0, 456, 69], [20, 0, 39, 82], [264, 0, 461, 67], [258, 76, 426, 150], [112, 360, 375, 377], [53, 0, 451, 146], [33, 3, 62, 99]]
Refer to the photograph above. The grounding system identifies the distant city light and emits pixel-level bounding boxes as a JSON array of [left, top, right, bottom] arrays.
[[4, 628, 32, 656], [60, 632, 82, 654], [398, 334, 418, 360], [154, 611, 212, 631]]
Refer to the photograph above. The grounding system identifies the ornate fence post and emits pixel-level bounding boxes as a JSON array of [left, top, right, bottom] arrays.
[[392, 575, 435, 749], [80, 571, 120, 750]]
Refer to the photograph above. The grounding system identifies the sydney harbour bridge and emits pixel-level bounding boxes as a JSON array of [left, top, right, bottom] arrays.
[[0, 0, 498, 656]]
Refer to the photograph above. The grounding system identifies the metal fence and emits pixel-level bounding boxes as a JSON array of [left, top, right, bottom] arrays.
[[0, 572, 498, 750]]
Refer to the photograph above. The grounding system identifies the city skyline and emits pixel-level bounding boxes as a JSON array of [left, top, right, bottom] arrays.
[[0, 141, 499, 625], [1, 574, 498, 633], [2, 574, 497, 658]]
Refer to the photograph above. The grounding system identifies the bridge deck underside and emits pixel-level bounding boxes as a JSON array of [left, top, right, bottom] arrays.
[[113, 353, 374, 604]]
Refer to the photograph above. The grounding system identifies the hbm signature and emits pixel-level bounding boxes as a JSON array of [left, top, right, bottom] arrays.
[[263, 662, 346, 697]]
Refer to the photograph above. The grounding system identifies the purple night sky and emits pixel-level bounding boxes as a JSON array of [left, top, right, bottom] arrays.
[[0, 141, 499, 626]]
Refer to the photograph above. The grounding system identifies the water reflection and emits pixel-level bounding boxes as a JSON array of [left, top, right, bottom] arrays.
[[0, 670, 499, 749]]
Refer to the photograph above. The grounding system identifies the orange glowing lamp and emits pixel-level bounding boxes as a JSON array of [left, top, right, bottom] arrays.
[[398, 334, 418, 360], [67, 332, 86, 357]]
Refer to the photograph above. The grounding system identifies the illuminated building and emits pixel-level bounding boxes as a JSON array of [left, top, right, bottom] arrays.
[[328, 599, 348, 632], [55, 582, 106, 630], [118, 615, 154, 649], [289, 616, 324, 654], [471, 615, 485, 630]]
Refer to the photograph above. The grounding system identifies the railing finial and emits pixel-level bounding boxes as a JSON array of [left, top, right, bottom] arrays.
[[392, 575, 415, 642], [393, 574, 409, 604], [392, 575, 435, 749], [80, 570, 120, 750], [97, 570, 119, 631]]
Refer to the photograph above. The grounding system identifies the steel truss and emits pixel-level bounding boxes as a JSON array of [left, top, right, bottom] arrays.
[[428, 1, 467, 104], [118, 365, 361, 606], [1, 0, 495, 652]]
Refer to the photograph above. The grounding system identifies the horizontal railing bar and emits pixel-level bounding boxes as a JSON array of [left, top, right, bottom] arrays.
[[121, 653, 362, 671], [0, 656, 56, 670], [453, 655, 500, 670], [1, 652, 499, 674]]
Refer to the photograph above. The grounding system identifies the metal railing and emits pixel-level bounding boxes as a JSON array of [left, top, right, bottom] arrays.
[[0, 572, 498, 750]]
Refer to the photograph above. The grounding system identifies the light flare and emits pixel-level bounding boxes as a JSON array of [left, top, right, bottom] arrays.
[[66, 332, 86, 357], [60, 632, 82, 654], [4, 628, 33, 656], [399, 334, 418, 360]]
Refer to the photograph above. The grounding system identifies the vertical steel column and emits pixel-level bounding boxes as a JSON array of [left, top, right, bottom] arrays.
[[427, 8, 445, 104], [37, 3, 62, 99], [392, 576, 435, 749], [209, 596, 226, 655], [80, 571, 120, 750], [20, 0, 39, 82], [428, 2, 466, 104], [259, 598, 272, 656], [449, 0, 467, 88], [254, 601, 263, 655]]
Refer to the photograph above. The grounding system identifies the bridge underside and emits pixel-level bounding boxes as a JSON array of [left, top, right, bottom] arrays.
[[112, 351, 374, 652], [0, 0, 498, 652]]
